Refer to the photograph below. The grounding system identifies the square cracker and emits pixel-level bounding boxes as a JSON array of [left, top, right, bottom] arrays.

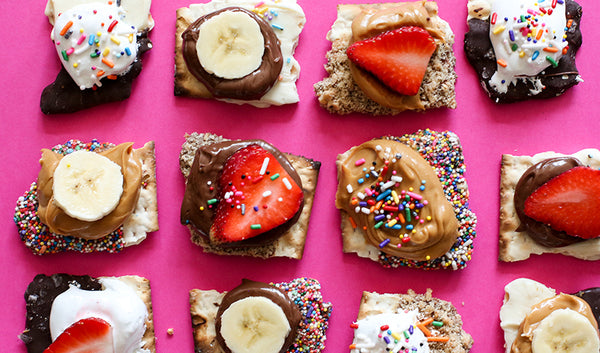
[[314, 1, 457, 115], [180, 133, 320, 259], [123, 141, 160, 247], [500, 150, 600, 262], [356, 290, 473, 353]]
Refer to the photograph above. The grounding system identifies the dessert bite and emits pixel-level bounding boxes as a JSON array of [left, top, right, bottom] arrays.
[[189, 278, 331, 353], [14, 140, 158, 254], [500, 278, 600, 353], [41, 0, 154, 114], [336, 130, 477, 270], [350, 290, 473, 353], [175, 0, 305, 107], [314, 1, 457, 115], [465, 0, 583, 103], [180, 132, 320, 259], [20, 274, 155, 353], [500, 149, 600, 261]]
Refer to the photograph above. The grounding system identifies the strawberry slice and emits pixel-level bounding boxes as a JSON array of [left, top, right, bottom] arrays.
[[346, 26, 436, 96], [210, 144, 303, 243], [524, 166, 600, 239], [45, 317, 114, 353]]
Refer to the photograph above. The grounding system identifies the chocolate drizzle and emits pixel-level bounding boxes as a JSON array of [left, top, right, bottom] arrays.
[[20, 274, 101, 353], [464, 0, 582, 103], [181, 7, 283, 100], [215, 279, 300, 353], [180, 140, 303, 248], [514, 156, 585, 247]]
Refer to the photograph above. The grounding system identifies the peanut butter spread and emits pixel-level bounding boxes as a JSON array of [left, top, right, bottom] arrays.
[[336, 139, 458, 261], [512, 293, 599, 353], [37, 143, 142, 239], [349, 1, 448, 110]]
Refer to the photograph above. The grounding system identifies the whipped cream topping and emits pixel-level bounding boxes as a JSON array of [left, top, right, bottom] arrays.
[[50, 277, 149, 353], [489, 0, 568, 93], [351, 311, 430, 353], [183, 0, 305, 107], [52, 2, 139, 90]]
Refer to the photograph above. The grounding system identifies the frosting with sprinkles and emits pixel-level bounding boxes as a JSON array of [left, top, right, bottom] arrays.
[[273, 278, 332, 353], [14, 140, 126, 255], [366, 130, 476, 270], [53, 2, 139, 90], [488, 0, 568, 93]]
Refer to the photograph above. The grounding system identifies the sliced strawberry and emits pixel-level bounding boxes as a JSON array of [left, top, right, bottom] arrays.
[[45, 317, 114, 353], [346, 26, 436, 96], [210, 144, 303, 243], [524, 166, 600, 239]]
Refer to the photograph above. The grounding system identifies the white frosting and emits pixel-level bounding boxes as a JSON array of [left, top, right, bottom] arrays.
[[52, 3, 139, 89], [499, 278, 556, 353], [351, 311, 430, 353], [182, 0, 305, 107], [46, 0, 154, 31], [488, 0, 568, 94], [50, 277, 149, 353]]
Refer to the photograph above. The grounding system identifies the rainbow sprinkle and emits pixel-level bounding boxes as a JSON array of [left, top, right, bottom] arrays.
[[273, 278, 332, 353], [14, 140, 126, 255]]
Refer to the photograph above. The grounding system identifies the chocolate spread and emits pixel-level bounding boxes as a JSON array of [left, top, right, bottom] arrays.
[[180, 140, 303, 247], [37, 143, 142, 240], [348, 1, 446, 110], [21, 274, 101, 353], [514, 157, 584, 247], [215, 279, 300, 353], [182, 7, 283, 100], [511, 293, 598, 353], [574, 288, 600, 325], [336, 139, 458, 261]]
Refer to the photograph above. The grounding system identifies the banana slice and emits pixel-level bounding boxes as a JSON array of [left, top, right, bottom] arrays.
[[52, 150, 124, 222], [196, 10, 265, 79], [219, 296, 291, 353], [531, 308, 600, 353]]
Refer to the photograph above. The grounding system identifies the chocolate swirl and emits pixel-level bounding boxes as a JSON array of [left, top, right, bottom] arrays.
[[215, 279, 300, 353], [514, 157, 584, 247], [182, 7, 283, 100]]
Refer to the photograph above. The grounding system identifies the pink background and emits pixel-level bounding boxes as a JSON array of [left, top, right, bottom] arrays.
[[1, 0, 599, 352]]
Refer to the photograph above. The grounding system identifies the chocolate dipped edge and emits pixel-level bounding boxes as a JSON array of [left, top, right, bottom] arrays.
[[514, 156, 585, 247], [21, 274, 102, 353], [180, 139, 304, 248], [181, 7, 283, 100], [215, 279, 301, 353]]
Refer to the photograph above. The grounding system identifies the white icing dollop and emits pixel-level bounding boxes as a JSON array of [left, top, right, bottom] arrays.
[[49, 277, 149, 353], [351, 311, 430, 353], [488, 0, 568, 94], [52, 2, 139, 90]]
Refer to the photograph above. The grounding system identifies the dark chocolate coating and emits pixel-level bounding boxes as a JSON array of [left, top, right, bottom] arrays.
[[20, 274, 101, 353], [574, 287, 600, 326], [40, 32, 152, 115], [180, 140, 304, 248], [215, 279, 301, 353], [464, 0, 582, 103], [514, 157, 585, 247], [181, 7, 283, 100]]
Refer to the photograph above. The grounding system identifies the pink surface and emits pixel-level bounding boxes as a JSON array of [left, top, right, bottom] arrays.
[[1, 0, 599, 352]]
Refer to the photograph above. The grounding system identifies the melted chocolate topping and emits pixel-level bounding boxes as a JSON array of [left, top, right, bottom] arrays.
[[181, 7, 283, 100], [514, 156, 585, 247], [574, 288, 600, 326], [215, 279, 301, 353], [464, 0, 582, 103], [180, 140, 303, 248], [21, 274, 102, 353]]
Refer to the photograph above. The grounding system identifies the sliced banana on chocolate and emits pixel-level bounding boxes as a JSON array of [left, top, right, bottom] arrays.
[[52, 150, 124, 222], [182, 7, 283, 100], [532, 308, 600, 353]]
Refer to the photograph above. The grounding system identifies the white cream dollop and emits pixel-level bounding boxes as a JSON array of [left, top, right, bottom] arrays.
[[488, 0, 567, 94], [50, 277, 149, 353], [351, 311, 430, 353]]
